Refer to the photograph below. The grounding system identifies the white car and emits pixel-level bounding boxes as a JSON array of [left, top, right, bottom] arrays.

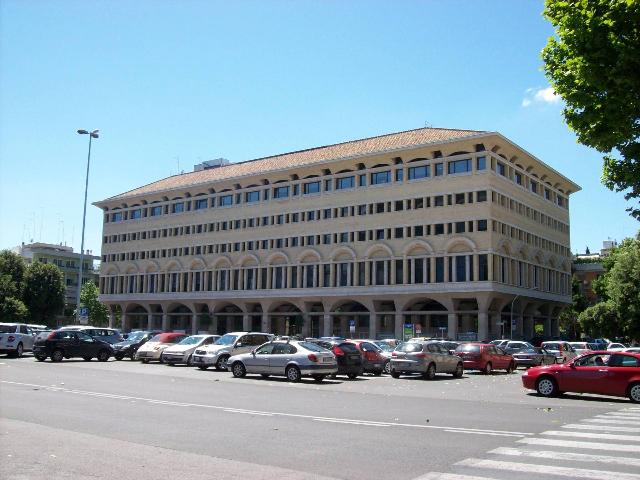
[[161, 335, 219, 365], [623, 347, 640, 354], [607, 342, 627, 352], [568, 341, 597, 355], [541, 341, 578, 363], [0, 323, 35, 357], [191, 332, 273, 370], [135, 332, 188, 363]]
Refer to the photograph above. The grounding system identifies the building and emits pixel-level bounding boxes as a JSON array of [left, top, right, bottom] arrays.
[[95, 127, 579, 340], [15, 242, 100, 312], [572, 240, 616, 305]]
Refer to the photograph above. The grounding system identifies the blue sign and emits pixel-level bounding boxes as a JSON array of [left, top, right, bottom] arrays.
[[80, 307, 89, 316], [349, 320, 356, 327]]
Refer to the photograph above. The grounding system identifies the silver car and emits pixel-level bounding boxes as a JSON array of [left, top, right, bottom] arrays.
[[541, 340, 578, 363], [191, 332, 273, 370], [161, 335, 219, 365], [229, 340, 337, 382], [59, 326, 123, 344], [390, 341, 464, 379]]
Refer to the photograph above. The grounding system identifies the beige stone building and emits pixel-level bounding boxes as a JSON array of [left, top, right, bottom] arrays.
[[95, 127, 579, 341]]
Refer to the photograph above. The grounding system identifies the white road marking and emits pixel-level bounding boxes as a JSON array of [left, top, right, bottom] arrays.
[[0, 380, 531, 437], [314, 418, 390, 427], [490, 447, 640, 467], [517, 437, 640, 453], [543, 430, 640, 442], [585, 418, 640, 426], [415, 473, 498, 480], [599, 412, 640, 418], [563, 423, 640, 433], [455, 458, 640, 480]]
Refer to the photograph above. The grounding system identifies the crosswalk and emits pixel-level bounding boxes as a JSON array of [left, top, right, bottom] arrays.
[[418, 406, 640, 480]]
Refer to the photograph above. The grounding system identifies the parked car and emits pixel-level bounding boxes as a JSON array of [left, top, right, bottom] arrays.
[[435, 340, 460, 354], [161, 334, 219, 365], [372, 340, 394, 374], [315, 340, 364, 379], [501, 341, 535, 355], [390, 341, 464, 379], [191, 332, 273, 370], [0, 323, 35, 357], [33, 330, 113, 362], [568, 342, 597, 355], [454, 343, 516, 374], [522, 351, 640, 403], [135, 333, 187, 363], [348, 340, 386, 375], [624, 347, 640, 354], [607, 342, 627, 352], [59, 326, 123, 344], [489, 339, 510, 348], [230, 339, 338, 382], [112, 331, 161, 360], [541, 341, 578, 364], [511, 347, 557, 368]]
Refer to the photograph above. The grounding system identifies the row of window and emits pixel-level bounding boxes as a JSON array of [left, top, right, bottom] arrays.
[[101, 253, 570, 297], [105, 151, 569, 224], [491, 190, 569, 234]]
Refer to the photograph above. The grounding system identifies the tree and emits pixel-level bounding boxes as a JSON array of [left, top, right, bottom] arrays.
[[559, 277, 589, 338], [542, 0, 640, 219], [578, 301, 619, 338], [0, 296, 29, 322], [79, 281, 109, 327], [0, 250, 26, 297], [22, 262, 65, 325]]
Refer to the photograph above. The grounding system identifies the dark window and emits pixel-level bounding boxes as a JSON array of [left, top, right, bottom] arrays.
[[447, 159, 471, 174], [370, 171, 390, 185], [477, 190, 487, 202], [434, 195, 444, 207], [273, 186, 290, 199], [414, 225, 423, 236], [434, 163, 444, 176], [131, 209, 141, 219], [408, 165, 430, 180], [435, 257, 444, 282], [455, 256, 466, 282], [172, 202, 184, 213], [434, 224, 444, 235], [531, 180, 538, 193], [455, 222, 465, 233], [324, 179, 332, 191], [220, 195, 233, 206], [246, 191, 260, 203], [515, 172, 523, 185], [303, 181, 320, 195], [395, 169, 403, 182], [150, 206, 162, 216], [112, 212, 123, 222], [359, 174, 366, 186], [477, 220, 488, 231], [455, 193, 465, 205], [497, 162, 506, 176], [195, 199, 208, 210], [476, 156, 486, 170], [336, 176, 355, 189]]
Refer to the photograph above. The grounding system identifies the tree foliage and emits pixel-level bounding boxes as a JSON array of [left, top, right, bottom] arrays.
[[80, 281, 109, 327], [578, 236, 640, 339], [542, 0, 640, 219], [22, 262, 65, 324], [0, 296, 29, 322], [0, 251, 28, 322], [559, 277, 589, 338]]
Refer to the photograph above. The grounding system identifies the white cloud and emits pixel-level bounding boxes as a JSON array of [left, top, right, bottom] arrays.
[[522, 86, 560, 107]]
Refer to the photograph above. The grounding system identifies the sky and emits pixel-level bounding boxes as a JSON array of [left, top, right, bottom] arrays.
[[1, 0, 637, 258]]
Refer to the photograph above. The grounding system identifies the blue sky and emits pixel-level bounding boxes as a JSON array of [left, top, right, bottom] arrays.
[[1, 0, 637, 257]]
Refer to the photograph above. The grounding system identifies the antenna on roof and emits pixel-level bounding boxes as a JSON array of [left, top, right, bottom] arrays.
[[424, 121, 432, 128]]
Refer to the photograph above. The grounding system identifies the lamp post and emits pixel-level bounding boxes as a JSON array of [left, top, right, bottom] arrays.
[[508, 286, 539, 339], [76, 129, 99, 323]]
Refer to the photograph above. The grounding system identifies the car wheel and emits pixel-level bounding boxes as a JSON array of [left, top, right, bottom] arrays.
[[216, 355, 230, 371], [628, 382, 640, 403], [383, 360, 391, 374], [159, 354, 166, 364], [506, 362, 515, 374], [391, 370, 400, 379], [423, 363, 436, 380], [261, 374, 270, 378], [83, 356, 92, 361], [114, 354, 124, 361], [141, 359, 149, 364], [286, 365, 301, 382], [231, 362, 246, 378], [35, 354, 47, 362], [97, 350, 110, 362], [373, 370, 383, 376], [198, 365, 208, 370], [347, 373, 358, 380], [483, 362, 493, 375], [51, 349, 64, 362], [536, 376, 559, 397], [453, 362, 463, 378], [186, 354, 193, 366], [13, 343, 23, 358], [312, 375, 325, 383]]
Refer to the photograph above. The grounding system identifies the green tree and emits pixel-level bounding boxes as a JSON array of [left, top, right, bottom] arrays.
[[22, 262, 65, 325], [542, 0, 640, 219], [0, 250, 26, 296], [578, 301, 619, 338], [0, 296, 29, 322], [80, 281, 109, 327], [559, 277, 589, 338]]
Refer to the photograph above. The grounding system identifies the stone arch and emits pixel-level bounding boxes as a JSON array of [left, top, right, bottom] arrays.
[[297, 248, 322, 263], [444, 236, 477, 253], [103, 265, 119, 275], [144, 260, 160, 273], [211, 256, 232, 269], [329, 245, 357, 261], [365, 243, 393, 259], [189, 257, 206, 270], [237, 253, 260, 267], [497, 238, 513, 256], [268, 301, 304, 336], [403, 239, 434, 256], [123, 263, 138, 274], [163, 259, 183, 272], [266, 251, 290, 265]]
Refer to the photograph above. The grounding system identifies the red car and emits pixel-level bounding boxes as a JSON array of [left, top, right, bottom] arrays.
[[454, 343, 516, 374], [522, 351, 640, 403], [348, 340, 386, 375]]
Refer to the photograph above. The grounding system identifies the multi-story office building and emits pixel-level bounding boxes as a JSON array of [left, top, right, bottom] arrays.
[[15, 242, 100, 312], [95, 127, 579, 340]]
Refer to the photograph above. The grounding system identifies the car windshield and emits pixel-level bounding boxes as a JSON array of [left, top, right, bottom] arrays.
[[149, 334, 163, 342], [456, 344, 481, 353], [178, 336, 204, 345], [398, 343, 423, 353], [299, 342, 328, 352], [124, 331, 147, 342], [214, 334, 238, 345], [0, 325, 16, 333], [543, 343, 560, 350], [374, 342, 393, 352], [518, 348, 538, 354]]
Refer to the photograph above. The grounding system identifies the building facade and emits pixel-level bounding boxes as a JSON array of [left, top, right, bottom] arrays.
[[15, 242, 100, 312], [95, 128, 579, 341]]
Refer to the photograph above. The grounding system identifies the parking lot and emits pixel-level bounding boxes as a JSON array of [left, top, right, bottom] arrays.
[[2, 353, 638, 480]]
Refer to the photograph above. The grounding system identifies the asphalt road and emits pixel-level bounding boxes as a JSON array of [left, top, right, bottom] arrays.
[[1, 355, 638, 480]]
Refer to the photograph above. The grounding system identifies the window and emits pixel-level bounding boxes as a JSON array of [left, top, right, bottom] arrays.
[[324, 179, 332, 191], [477, 219, 488, 231], [359, 174, 366, 186], [435, 257, 444, 282], [455, 222, 465, 233], [371, 171, 390, 185], [455, 256, 466, 282], [130, 209, 141, 219], [336, 176, 355, 190], [194, 198, 208, 210], [455, 193, 465, 205], [219, 195, 233, 206], [111, 212, 123, 222], [173, 202, 184, 213], [476, 156, 486, 170], [477, 190, 487, 202], [434, 195, 444, 207], [414, 225, 423, 236], [544, 188, 551, 200], [395, 169, 403, 182], [303, 181, 320, 195], [434, 224, 444, 235], [515, 172, 523, 185], [558, 196, 565, 207], [497, 162, 506, 176], [531, 180, 538, 193], [478, 254, 488, 280], [408, 165, 430, 180], [273, 186, 290, 199], [150, 206, 162, 216], [447, 159, 471, 174], [434, 163, 444, 176], [246, 191, 260, 203]]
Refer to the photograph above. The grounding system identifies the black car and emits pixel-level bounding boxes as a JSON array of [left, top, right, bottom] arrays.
[[316, 340, 364, 379], [33, 330, 114, 362], [112, 330, 160, 360]]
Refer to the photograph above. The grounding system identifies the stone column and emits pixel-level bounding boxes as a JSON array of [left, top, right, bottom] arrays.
[[242, 313, 251, 332], [147, 313, 153, 331], [161, 313, 169, 332], [395, 312, 403, 340], [108, 311, 116, 329], [523, 315, 534, 340], [322, 313, 331, 337], [447, 313, 458, 340], [121, 313, 127, 332], [477, 311, 489, 342], [369, 313, 377, 340], [301, 313, 311, 338], [543, 316, 552, 337], [261, 313, 270, 333]]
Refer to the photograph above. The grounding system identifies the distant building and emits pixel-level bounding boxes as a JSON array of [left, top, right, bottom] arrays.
[[572, 240, 615, 305], [15, 242, 100, 312]]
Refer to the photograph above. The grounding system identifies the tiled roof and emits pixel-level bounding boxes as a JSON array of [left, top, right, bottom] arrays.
[[106, 127, 486, 201]]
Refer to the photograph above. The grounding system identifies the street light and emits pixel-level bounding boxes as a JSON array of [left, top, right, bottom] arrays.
[[76, 129, 99, 323], [507, 286, 539, 339]]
